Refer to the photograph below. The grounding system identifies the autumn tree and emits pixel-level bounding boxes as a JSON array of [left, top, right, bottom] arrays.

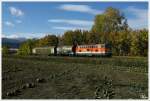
[[138, 29, 148, 56], [17, 39, 35, 55], [91, 7, 127, 44], [91, 7, 132, 55], [62, 30, 83, 45], [62, 30, 74, 45], [37, 35, 58, 47], [82, 30, 91, 44], [73, 30, 83, 45], [130, 29, 148, 56]]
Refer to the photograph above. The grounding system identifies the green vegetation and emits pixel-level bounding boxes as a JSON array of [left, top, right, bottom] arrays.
[[2, 46, 9, 55], [17, 39, 36, 56], [2, 55, 148, 99], [36, 35, 58, 47]]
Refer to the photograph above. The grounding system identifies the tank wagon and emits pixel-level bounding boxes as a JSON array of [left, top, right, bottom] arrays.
[[32, 44, 112, 57]]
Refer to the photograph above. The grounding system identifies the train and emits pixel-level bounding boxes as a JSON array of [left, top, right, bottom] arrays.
[[32, 44, 112, 57]]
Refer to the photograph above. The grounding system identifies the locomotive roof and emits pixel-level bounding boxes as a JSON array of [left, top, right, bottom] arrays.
[[77, 44, 105, 46]]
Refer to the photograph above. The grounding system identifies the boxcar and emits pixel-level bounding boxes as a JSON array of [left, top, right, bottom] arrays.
[[32, 47, 54, 55], [57, 46, 72, 56]]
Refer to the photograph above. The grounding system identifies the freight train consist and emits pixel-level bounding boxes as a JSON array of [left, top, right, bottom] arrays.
[[32, 44, 112, 57]]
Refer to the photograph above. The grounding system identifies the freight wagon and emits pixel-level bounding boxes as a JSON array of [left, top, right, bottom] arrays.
[[32, 47, 54, 55], [32, 44, 112, 57], [32, 46, 72, 55]]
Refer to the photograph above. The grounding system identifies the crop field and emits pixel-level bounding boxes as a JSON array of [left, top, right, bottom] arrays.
[[2, 55, 148, 99]]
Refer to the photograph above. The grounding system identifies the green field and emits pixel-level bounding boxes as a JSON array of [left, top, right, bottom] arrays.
[[2, 55, 148, 99]]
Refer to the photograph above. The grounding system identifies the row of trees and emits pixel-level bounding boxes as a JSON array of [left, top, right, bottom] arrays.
[[61, 28, 148, 56], [16, 7, 148, 56]]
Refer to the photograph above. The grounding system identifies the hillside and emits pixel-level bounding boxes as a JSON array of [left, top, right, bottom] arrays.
[[2, 38, 26, 48]]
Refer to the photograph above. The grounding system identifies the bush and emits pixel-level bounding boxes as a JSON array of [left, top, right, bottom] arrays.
[[17, 40, 33, 56], [2, 46, 9, 55]]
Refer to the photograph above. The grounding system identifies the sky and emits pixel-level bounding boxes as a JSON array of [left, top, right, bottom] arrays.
[[2, 2, 148, 39]]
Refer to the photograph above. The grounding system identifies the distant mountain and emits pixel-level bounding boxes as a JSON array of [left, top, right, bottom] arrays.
[[2, 38, 27, 48]]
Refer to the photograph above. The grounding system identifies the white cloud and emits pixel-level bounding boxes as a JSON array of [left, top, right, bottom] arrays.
[[16, 20, 22, 23], [4, 21, 15, 27], [23, 33, 49, 39], [123, 6, 148, 29], [9, 7, 24, 17], [52, 26, 90, 31], [48, 19, 93, 26], [59, 4, 102, 15], [2, 34, 19, 39], [2, 33, 52, 39]]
